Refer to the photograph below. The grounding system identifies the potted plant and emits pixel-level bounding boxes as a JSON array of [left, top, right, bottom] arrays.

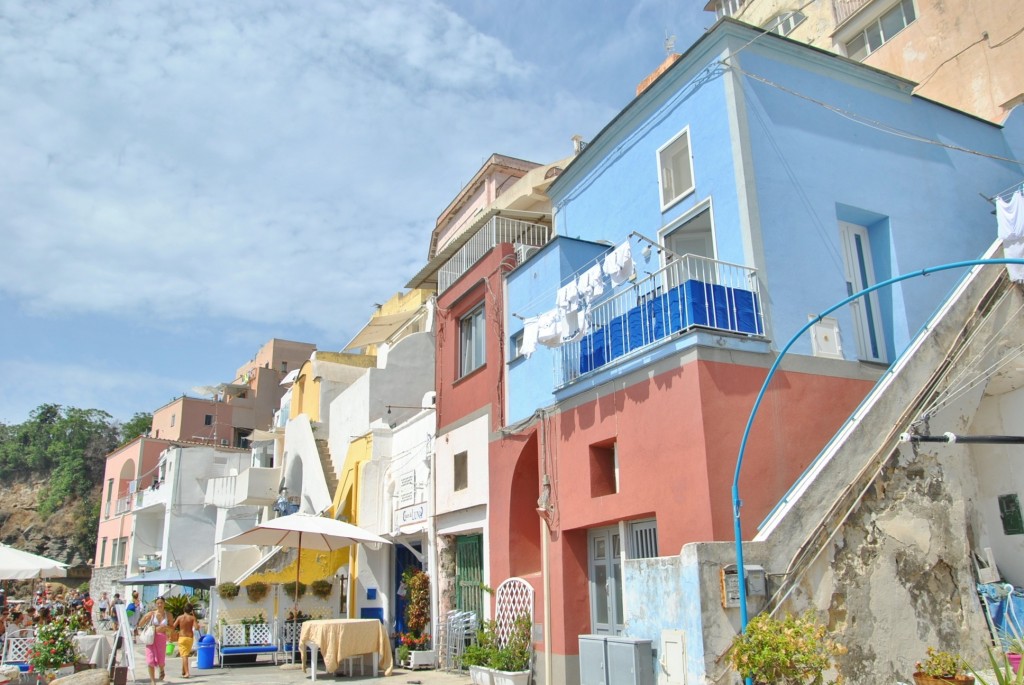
[[244, 581, 269, 603], [399, 568, 435, 669], [492, 613, 532, 685], [281, 581, 307, 600], [28, 613, 83, 679], [216, 581, 239, 599], [727, 611, 844, 685], [915, 647, 975, 685], [965, 647, 1024, 685], [1005, 636, 1024, 674], [461, 624, 498, 685], [309, 579, 332, 600]]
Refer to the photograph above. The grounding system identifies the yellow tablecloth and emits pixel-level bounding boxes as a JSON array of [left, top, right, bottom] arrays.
[[299, 619, 393, 676]]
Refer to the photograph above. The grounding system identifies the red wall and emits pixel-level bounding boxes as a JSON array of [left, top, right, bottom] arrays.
[[486, 357, 875, 655], [435, 245, 514, 432]]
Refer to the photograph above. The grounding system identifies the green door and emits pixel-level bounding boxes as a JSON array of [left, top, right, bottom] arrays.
[[456, 534, 484, 619]]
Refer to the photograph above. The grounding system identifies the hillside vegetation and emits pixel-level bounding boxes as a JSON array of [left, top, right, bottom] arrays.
[[0, 405, 150, 564]]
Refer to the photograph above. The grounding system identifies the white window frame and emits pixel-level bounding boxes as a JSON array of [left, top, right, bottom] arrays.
[[841, 0, 916, 61], [765, 10, 806, 36], [459, 304, 486, 377], [657, 126, 695, 212]]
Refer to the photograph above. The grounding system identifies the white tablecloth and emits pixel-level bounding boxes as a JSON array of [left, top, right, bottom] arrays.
[[73, 634, 111, 667]]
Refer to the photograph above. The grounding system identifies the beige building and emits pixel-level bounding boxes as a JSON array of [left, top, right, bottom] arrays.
[[704, 0, 1024, 122]]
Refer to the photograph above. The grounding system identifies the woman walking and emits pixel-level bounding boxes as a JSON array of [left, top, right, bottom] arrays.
[[137, 597, 170, 685]]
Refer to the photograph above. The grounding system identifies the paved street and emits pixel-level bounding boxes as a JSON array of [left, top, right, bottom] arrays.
[[105, 629, 471, 685]]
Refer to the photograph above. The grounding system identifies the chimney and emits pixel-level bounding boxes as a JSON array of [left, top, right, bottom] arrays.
[[636, 53, 682, 96]]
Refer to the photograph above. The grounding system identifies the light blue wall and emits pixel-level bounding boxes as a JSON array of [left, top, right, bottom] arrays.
[[544, 20, 1024, 366], [505, 237, 609, 424], [735, 42, 1024, 359]]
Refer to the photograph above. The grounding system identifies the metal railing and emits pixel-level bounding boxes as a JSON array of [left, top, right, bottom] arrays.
[[557, 254, 765, 387], [833, 0, 870, 25], [114, 495, 132, 515], [437, 216, 552, 293]]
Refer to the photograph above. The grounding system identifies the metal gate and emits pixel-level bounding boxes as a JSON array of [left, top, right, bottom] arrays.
[[455, 534, 483, 619]]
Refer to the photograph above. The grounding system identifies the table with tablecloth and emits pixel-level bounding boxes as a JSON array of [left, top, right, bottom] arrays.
[[72, 634, 111, 667], [299, 619, 393, 677]]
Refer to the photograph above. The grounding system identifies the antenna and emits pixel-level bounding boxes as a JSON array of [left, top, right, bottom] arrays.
[[664, 30, 676, 55]]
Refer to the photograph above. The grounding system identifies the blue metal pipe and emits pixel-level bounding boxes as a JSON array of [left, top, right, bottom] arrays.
[[732, 258, 1024, 636]]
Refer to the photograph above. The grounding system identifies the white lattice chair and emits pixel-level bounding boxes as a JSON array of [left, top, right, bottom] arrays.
[[1, 629, 34, 673], [217, 621, 278, 667]]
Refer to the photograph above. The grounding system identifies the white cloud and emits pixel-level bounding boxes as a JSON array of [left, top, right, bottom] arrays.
[[0, 0, 603, 338]]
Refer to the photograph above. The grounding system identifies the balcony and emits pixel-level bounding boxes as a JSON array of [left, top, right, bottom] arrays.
[[437, 216, 552, 293], [833, 0, 870, 26], [114, 495, 132, 515], [205, 466, 282, 508], [557, 254, 765, 387], [135, 482, 170, 511]]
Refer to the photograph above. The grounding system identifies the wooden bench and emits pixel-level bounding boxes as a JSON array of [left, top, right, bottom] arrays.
[[217, 623, 278, 667]]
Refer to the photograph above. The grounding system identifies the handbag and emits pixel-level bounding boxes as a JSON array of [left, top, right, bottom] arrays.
[[140, 624, 155, 646]]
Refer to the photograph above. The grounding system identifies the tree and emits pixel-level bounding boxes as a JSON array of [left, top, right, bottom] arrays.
[[117, 412, 152, 447]]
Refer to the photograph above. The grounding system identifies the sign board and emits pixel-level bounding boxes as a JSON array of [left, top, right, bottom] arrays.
[[110, 603, 137, 683]]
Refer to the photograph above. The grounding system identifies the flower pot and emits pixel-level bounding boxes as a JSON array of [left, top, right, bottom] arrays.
[[492, 669, 530, 685], [469, 665, 495, 685], [1009, 653, 1022, 674], [913, 673, 975, 685], [406, 649, 436, 670]]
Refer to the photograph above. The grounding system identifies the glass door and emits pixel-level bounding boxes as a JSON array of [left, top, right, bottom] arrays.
[[588, 527, 623, 635]]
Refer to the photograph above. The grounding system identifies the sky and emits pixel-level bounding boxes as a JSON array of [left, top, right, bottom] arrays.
[[0, 0, 711, 425]]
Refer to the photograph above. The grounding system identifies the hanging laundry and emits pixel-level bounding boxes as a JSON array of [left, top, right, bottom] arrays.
[[1004, 241, 1024, 283], [536, 309, 564, 348], [519, 316, 540, 358], [603, 241, 634, 286], [997, 189, 1024, 243], [557, 280, 581, 313], [560, 309, 589, 345], [577, 262, 606, 302]]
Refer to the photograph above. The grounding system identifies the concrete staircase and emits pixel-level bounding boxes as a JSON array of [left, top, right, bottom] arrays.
[[315, 439, 338, 495]]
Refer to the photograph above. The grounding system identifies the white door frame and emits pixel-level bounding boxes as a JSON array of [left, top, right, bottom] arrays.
[[839, 221, 886, 363]]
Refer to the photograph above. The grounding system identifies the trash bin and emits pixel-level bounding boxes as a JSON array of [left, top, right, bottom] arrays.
[[196, 634, 216, 669]]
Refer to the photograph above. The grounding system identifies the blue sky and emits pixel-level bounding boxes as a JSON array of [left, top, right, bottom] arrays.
[[0, 0, 710, 425]]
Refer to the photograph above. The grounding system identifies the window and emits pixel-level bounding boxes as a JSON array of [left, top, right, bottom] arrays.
[[711, 0, 746, 19], [281, 361, 288, 373], [459, 305, 486, 377], [590, 441, 618, 497], [845, 0, 916, 60], [204, 414, 213, 426], [658, 127, 694, 210], [629, 519, 659, 559], [169, 413, 176, 427], [454, 451, 468, 491], [999, 494, 1024, 535], [99, 538, 107, 567], [509, 331, 524, 362], [765, 11, 805, 36]]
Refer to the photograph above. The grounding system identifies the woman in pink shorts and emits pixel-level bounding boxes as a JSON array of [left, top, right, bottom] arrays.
[[137, 597, 170, 685]]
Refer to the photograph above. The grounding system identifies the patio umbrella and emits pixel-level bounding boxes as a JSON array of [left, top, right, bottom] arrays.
[[0, 543, 67, 579], [120, 568, 216, 589], [217, 512, 390, 654]]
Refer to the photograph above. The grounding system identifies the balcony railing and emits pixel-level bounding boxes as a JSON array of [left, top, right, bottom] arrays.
[[833, 0, 870, 25], [438, 216, 552, 294], [557, 254, 765, 387], [114, 495, 132, 515]]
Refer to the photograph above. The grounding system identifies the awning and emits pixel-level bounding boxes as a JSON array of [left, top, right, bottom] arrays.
[[280, 369, 299, 386], [343, 310, 419, 351], [245, 429, 281, 442]]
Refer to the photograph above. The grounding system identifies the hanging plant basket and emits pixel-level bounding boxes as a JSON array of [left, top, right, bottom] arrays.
[[310, 579, 332, 600], [216, 582, 240, 599], [245, 581, 269, 603], [282, 581, 307, 600]]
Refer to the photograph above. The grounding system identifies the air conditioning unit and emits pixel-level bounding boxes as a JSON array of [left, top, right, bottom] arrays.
[[514, 243, 541, 264], [220, 438, 229, 446]]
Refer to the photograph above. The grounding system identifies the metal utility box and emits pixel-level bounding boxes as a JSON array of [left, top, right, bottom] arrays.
[[719, 564, 767, 608], [578, 634, 655, 685]]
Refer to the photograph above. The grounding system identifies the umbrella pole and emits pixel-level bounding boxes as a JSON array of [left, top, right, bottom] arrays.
[[294, 533, 301, 667]]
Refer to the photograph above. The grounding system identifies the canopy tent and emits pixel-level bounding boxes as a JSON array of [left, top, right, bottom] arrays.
[[0, 543, 67, 579], [119, 568, 216, 589]]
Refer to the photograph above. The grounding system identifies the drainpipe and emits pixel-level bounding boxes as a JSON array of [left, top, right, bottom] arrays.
[[538, 411, 553, 685]]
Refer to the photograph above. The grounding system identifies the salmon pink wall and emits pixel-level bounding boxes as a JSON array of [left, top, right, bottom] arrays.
[[435, 245, 513, 431], [485, 357, 875, 655]]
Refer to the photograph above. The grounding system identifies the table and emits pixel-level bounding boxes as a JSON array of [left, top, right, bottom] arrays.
[[299, 619, 393, 678], [73, 634, 111, 667]]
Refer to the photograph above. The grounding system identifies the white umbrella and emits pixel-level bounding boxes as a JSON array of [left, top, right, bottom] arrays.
[[217, 512, 390, 654], [0, 543, 68, 579]]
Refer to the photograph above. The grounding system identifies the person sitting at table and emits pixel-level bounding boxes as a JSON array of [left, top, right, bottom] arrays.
[[20, 607, 34, 628], [136, 597, 170, 685], [172, 604, 199, 679]]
